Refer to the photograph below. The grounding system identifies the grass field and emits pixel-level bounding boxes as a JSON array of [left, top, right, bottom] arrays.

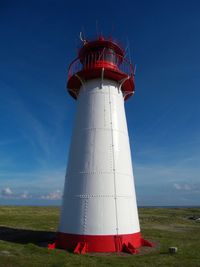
[[0, 206, 200, 267]]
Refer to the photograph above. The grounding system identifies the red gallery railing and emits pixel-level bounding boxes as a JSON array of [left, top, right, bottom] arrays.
[[68, 51, 134, 80]]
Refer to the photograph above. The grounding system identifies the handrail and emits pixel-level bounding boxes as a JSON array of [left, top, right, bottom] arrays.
[[68, 51, 134, 80]]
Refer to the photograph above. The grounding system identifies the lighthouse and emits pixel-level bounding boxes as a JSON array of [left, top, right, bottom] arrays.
[[55, 36, 153, 254]]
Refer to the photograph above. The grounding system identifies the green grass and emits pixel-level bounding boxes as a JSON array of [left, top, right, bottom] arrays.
[[0, 206, 200, 267]]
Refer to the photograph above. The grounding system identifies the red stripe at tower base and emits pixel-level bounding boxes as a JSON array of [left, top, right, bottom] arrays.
[[54, 232, 153, 253]]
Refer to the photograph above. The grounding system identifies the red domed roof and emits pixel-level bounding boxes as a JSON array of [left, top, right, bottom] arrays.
[[78, 36, 125, 59]]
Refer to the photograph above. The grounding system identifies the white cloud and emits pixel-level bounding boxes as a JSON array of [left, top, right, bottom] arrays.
[[0, 188, 32, 199], [19, 191, 31, 199], [1, 187, 13, 197], [173, 183, 182, 190], [40, 190, 62, 200], [0, 186, 63, 201], [173, 183, 197, 191]]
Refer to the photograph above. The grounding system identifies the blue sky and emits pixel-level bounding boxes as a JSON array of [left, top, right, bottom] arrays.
[[0, 0, 200, 206]]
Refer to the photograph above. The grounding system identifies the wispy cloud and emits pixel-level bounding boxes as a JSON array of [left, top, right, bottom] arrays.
[[134, 159, 200, 206], [0, 187, 32, 199], [1, 187, 13, 197], [0, 81, 70, 203], [0, 168, 65, 190], [134, 161, 199, 186], [0, 80, 70, 170], [173, 183, 200, 193], [19, 191, 31, 199], [40, 190, 62, 200], [10, 98, 57, 164], [0, 187, 62, 201]]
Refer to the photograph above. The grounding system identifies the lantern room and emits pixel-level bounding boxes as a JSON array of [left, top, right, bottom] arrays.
[[67, 36, 135, 100]]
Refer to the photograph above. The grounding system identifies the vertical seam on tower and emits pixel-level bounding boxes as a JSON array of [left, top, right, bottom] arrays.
[[108, 85, 119, 235], [83, 198, 88, 236], [104, 93, 106, 128], [92, 94, 95, 168]]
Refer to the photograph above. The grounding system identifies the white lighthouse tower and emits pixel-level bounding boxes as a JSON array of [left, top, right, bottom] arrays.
[[54, 36, 153, 254]]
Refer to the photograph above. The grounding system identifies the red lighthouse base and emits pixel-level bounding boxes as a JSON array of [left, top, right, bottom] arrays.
[[48, 232, 154, 254]]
